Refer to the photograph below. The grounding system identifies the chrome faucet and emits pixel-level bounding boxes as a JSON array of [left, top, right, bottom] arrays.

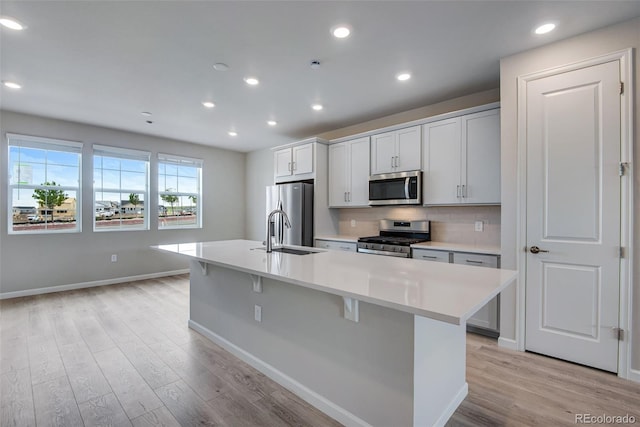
[[266, 209, 292, 253]]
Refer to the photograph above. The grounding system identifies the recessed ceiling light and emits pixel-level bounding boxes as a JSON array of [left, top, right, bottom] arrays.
[[267, 120, 277, 126], [332, 26, 351, 39], [0, 17, 25, 31], [534, 23, 556, 35], [312, 104, 323, 111], [244, 77, 259, 86], [141, 111, 152, 116], [396, 73, 411, 81], [2, 81, 21, 89], [213, 63, 229, 71], [228, 131, 237, 137], [202, 101, 215, 108]]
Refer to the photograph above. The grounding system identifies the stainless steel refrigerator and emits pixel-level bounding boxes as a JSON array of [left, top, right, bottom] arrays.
[[266, 182, 313, 247]]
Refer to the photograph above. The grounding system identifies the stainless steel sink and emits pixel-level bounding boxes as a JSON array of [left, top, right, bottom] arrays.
[[270, 247, 316, 255], [250, 246, 321, 255]]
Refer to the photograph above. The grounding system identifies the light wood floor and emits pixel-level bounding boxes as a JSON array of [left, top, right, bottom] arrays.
[[1, 275, 639, 427]]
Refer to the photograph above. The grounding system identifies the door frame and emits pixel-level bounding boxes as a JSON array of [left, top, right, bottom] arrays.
[[515, 48, 634, 379]]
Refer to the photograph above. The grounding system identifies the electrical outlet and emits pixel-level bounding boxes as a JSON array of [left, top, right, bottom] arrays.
[[350, 219, 357, 228], [254, 305, 262, 322], [474, 221, 484, 232], [111, 254, 118, 262]]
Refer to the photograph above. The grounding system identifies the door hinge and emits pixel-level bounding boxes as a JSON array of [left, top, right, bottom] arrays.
[[619, 246, 625, 258], [613, 327, 624, 341], [620, 82, 624, 94], [619, 162, 628, 176]]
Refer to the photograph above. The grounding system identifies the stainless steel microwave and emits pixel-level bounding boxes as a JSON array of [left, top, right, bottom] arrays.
[[369, 171, 422, 206]]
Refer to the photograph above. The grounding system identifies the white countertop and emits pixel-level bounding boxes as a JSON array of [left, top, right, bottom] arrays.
[[153, 240, 516, 325], [314, 235, 359, 243]]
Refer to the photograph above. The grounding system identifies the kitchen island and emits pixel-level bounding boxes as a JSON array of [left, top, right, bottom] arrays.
[[153, 240, 517, 427]]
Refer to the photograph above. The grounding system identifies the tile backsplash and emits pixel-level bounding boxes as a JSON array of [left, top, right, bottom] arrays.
[[337, 205, 500, 247]]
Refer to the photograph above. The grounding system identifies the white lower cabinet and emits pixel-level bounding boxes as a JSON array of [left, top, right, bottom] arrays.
[[315, 239, 357, 252], [412, 248, 450, 263], [452, 252, 499, 334], [413, 248, 500, 336]]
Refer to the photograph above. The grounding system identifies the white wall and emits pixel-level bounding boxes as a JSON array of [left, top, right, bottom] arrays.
[[0, 111, 246, 295], [499, 17, 640, 371], [245, 147, 273, 241]]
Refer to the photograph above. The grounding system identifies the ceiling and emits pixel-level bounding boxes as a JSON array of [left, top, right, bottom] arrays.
[[1, 1, 639, 152]]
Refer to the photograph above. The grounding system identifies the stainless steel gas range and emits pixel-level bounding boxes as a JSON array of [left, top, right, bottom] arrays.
[[357, 220, 430, 258]]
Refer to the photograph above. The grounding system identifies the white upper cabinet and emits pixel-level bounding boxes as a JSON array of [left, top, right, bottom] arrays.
[[371, 125, 421, 174], [274, 148, 293, 178], [462, 110, 500, 204], [423, 117, 462, 205], [274, 142, 314, 179], [293, 143, 314, 175], [423, 109, 500, 205], [329, 137, 370, 207]]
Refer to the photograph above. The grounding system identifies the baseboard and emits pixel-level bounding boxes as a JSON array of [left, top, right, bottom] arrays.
[[498, 336, 518, 351], [0, 269, 189, 299], [188, 320, 372, 427], [433, 383, 468, 427], [628, 368, 640, 383]]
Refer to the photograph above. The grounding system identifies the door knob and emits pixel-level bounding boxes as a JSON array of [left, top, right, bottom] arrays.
[[529, 246, 549, 254]]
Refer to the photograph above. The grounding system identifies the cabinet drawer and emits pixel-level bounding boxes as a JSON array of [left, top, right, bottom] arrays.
[[412, 249, 450, 263], [315, 240, 357, 252], [452, 252, 499, 268]]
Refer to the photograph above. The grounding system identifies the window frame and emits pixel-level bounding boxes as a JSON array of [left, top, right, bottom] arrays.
[[7, 133, 83, 235], [92, 144, 151, 232], [157, 153, 203, 230]]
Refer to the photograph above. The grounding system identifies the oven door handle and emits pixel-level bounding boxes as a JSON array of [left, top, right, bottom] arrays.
[[357, 248, 409, 258], [405, 177, 410, 199]]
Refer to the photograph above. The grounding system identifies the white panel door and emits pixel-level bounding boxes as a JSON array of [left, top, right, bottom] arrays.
[[525, 60, 621, 372], [462, 109, 501, 204], [423, 118, 461, 205], [348, 137, 370, 206], [328, 143, 347, 207], [396, 126, 421, 172], [274, 148, 292, 178], [371, 131, 396, 175], [292, 143, 313, 175]]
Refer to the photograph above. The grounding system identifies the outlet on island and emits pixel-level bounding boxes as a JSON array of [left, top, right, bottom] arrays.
[[111, 254, 118, 262], [474, 221, 484, 232], [254, 305, 262, 322]]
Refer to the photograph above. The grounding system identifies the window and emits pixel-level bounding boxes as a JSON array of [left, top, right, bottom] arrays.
[[8, 134, 82, 234], [93, 145, 150, 231], [157, 153, 202, 229]]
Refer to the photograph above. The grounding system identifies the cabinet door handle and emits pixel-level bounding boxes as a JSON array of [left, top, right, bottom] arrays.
[[288, 162, 291, 172], [456, 185, 461, 198], [465, 259, 484, 264], [395, 156, 399, 168], [421, 255, 438, 259], [340, 246, 351, 251], [391, 157, 395, 168], [348, 192, 351, 202], [292, 161, 296, 171], [462, 184, 466, 198], [344, 192, 347, 202]]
